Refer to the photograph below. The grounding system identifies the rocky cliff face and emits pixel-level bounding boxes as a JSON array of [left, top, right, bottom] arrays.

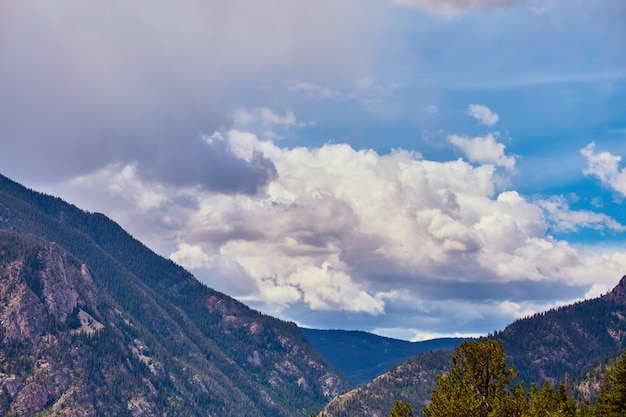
[[0, 234, 108, 415], [0, 241, 100, 343]]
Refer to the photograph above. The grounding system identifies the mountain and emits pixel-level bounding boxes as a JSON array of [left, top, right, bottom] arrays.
[[498, 275, 626, 389], [0, 173, 351, 416], [301, 328, 464, 385], [319, 349, 453, 417], [320, 277, 626, 416]]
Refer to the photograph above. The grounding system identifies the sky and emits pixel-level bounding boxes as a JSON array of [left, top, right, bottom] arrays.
[[1, 0, 625, 341]]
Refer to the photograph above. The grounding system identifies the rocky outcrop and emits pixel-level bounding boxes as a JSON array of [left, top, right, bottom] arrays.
[[607, 275, 626, 303], [0, 240, 100, 345], [0, 265, 47, 343], [39, 243, 80, 322], [0, 236, 101, 415]]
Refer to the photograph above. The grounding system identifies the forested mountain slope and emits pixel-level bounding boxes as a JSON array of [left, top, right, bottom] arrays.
[[0, 173, 350, 416], [320, 276, 626, 417], [498, 274, 626, 391], [320, 349, 453, 417]]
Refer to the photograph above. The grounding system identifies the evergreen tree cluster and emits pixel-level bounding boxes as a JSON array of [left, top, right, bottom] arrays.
[[420, 340, 626, 417], [315, 342, 625, 417]]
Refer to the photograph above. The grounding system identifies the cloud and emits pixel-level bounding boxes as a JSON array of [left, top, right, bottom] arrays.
[[170, 243, 215, 270], [232, 107, 314, 141], [59, 129, 626, 332], [392, 0, 529, 17], [2, 0, 287, 194], [7, 0, 625, 337], [467, 104, 500, 126], [374, 328, 483, 342], [449, 133, 516, 170], [286, 262, 387, 313], [63, 133, 277, 196], [581, 142, 626, 197], [137, 133, 278, 194], [234, 107, 298, 127], [0, 0, 370, 186], [537, 196, 626, 233], [285, 81, 342, 100]]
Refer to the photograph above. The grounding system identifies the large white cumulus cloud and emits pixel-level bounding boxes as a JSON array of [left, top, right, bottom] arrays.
[[64, 130, 626, 331]]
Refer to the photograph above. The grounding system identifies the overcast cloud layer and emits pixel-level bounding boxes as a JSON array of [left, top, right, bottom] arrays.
[[1, 0, 625, 340]]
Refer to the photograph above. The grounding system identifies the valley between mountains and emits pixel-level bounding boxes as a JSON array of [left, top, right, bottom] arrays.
[[1, 172, 625, 416]]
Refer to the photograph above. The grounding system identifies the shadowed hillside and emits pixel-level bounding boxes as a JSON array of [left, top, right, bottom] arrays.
[[0, 173, 351, 416]]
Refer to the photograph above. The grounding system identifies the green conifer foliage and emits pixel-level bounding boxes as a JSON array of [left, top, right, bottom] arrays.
[[594, 351, 626, 417], [422, 340, 517, 417], [526, 381, 577, 417], [388, 400, 413, 417]]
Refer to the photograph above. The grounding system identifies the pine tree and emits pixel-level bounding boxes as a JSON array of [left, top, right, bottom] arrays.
[[594, 351, 626, 417], [388, 400, 413, 417], [527, 381, 576, 417], [577, 399, 592, 417], [422, 340, 517, 417]]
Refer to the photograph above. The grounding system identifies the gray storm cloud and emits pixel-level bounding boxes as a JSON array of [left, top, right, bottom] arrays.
[[0, 0, 367, 191], [139, 135, 277, 194]]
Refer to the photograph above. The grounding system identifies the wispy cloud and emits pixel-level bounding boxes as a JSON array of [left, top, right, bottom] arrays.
[[467, 104, 500, 127], [537, 196, 626, 233], [392, 0, 530, 17], [581, 142, 626, 197], [449, 133, 515, 170], [285, 81, 342, 100], [234, 107, 298, 126]]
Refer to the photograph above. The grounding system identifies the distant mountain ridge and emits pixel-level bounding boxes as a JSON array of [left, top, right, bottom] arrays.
[[320, 276, 626, 416], [301, 328, 465, 385], [0, 173, 351, 416]]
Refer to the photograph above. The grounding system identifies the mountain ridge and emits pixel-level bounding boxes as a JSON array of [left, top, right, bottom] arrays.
[[320, 275, 626, 416], [301, 328, 465, 385], [0, 173, 351, 416]]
